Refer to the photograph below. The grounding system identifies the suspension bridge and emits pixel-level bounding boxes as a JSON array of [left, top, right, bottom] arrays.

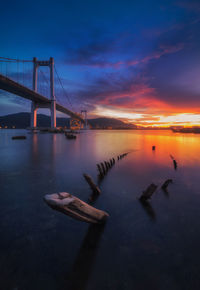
[[0, 56, 85, 128]]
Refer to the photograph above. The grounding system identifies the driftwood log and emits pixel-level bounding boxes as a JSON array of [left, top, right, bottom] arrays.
[[44, 192, 108, 224], [140, 183, 157, 201], [83, 173, 101, 195]]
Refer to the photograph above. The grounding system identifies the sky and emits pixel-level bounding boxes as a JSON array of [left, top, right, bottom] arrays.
[[0, 0, 200, 126]]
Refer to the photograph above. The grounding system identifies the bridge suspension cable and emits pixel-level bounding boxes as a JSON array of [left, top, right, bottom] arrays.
[[0, 56, 32, 63], [54, 65, 74, 110]]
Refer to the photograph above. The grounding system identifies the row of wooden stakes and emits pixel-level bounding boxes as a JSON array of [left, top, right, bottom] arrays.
[[96, 152, 129, 177]]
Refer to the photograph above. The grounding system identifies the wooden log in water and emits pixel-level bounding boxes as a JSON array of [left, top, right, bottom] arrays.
[[44, 192, 108, 224], [12, 135, 26, 140], [161, 179, 173, 190], [112, 158, 115, 164], [140, 183, 157, 201], [83, 173, 101, 195], [110, 159, 113, 166]]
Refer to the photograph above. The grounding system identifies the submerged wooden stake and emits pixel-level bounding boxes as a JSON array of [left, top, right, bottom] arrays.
[[161, 179, 173, 190], [170, 154, 178, 170], [104, 161, 109, 171], [97, 164, 103, 177], [100, 162, 106, 175], [173, 159, 177, 170], [83, 173, 101, 195], [107, 161, 111, 169], [44, 192, 108, 224], [140, 183, 157, 201]]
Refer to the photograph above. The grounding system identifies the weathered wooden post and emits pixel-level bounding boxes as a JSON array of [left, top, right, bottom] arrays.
[[97, 164, 103, 177], [107, 161, 111, 170], [161, 179, 173, 190], [83, 173, 101, 195], [173, 159, 177, 170], [101, 162, 106, 175], [139, 183, 157, 201], [104, 161, 109, 171]]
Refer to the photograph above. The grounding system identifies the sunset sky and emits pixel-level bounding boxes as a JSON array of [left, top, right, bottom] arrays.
[[0, 0, 200, 126]]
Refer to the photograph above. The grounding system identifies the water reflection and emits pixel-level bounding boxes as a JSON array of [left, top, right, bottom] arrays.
[[66, 224, 106, 290], [139, 200, 156, 221], [162, 188, 170, 198], [88, 192, 100, 205]]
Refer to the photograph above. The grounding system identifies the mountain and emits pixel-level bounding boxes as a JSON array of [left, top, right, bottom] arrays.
[[0, 113, 70, 128], [0, 112, 137, 129], [88, 117, 137, 129]]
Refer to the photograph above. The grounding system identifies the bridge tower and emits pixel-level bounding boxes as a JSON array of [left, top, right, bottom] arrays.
[[31, 57, 56, 128], [81, 110, 88, 129]]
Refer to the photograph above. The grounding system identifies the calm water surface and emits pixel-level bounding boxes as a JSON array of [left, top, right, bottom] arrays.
[[1, 129, 200, 290]]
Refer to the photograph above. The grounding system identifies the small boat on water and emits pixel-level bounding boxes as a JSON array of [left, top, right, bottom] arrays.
[[65, 133, 76, 139], [12, 135, 26, 140]]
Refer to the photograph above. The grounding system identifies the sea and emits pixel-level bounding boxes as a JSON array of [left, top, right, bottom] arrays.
[[1, 129, 200, 290]]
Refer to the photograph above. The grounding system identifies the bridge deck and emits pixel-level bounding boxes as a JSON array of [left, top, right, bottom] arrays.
[[0, 74, 84, 122]]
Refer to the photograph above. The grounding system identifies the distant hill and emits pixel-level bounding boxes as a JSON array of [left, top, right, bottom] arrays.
[[0, 113, 70, 128], [0, 113, 137, 129], [89, 117, 137, 129]]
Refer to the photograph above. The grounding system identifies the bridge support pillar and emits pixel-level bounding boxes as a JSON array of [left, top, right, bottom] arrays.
[[31, 102, 37, 128], [51, 100, 56, 128]]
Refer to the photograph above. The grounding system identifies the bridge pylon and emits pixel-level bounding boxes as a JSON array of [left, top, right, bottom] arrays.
[[81, 110, 88, 129], [31, 57, 56, 128]]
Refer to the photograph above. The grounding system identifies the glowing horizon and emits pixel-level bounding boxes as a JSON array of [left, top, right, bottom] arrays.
[[91, 105, 200, 127]]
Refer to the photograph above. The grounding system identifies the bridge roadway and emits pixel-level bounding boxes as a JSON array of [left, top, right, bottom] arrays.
[[0, 73, 84, 122]]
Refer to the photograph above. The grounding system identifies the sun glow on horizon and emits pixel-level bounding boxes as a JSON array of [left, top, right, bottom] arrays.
[[92, 106, 200, 127]]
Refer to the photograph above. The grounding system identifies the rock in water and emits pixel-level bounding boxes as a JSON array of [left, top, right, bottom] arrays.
[[44, 192, 108, 224]]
